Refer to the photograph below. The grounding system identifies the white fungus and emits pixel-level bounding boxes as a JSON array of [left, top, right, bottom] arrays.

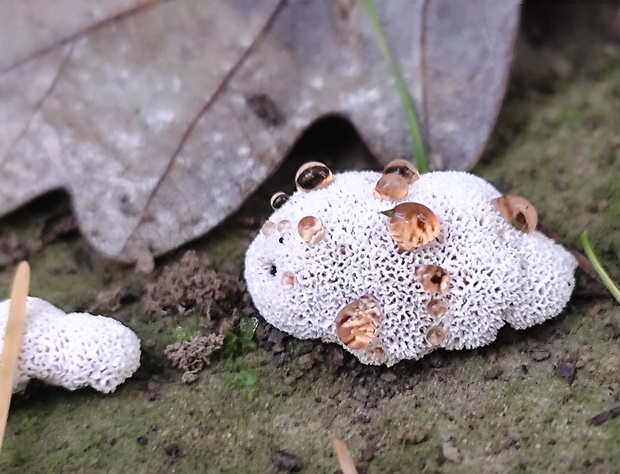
[[244, 170, 578, 366], [0, 297, 141, 393]]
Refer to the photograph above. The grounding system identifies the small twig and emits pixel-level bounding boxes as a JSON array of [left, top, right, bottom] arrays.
[[588, 405, 620, 426], [0, 262, 30, 453], [333, 438, 358, 474], [361, 0, 428, 173], [581, 232, 620, 304]]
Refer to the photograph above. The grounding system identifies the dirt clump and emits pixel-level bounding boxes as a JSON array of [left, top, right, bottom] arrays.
[[90, 281, 146, 314], [144, 250, 251, 323], [273, 449, 303, 472], [164, 332, 224, 383]]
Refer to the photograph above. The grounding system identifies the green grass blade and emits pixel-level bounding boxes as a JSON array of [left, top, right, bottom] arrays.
[[581, 231, 620, 304], [361, 0, 428, 173]]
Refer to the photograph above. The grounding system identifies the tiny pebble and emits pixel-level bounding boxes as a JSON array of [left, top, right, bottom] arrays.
[[586, 200, 601, 213], [442, 440, 462, 464], [137, 436, 148, 446], [531, 348, 551, 362], [273, 449, 303, 472], [298, 353, 315, 371], [143, 339, 156, 350], [555, 361, 576, 385], [380, 371, 397, 383], [360, 449, 374, 462], [403, 428, 428, 445], [484, 365, 503, 380], [164, 442, 181, 457]]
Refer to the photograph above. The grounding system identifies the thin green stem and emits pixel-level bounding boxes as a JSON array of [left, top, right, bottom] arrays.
[[361, 0, 428, 173], [581, 231, 620, 304]]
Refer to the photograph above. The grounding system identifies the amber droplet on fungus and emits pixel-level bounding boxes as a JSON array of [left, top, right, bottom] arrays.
[[383, 159, 420, 184], [335, 295, 382, 350], [492, 194, 538, 234], [261, 221, 276, 236], [297, 216, 325, 244], [383, 202, 441, 251], [295, 161, 334, 191], [416, 265, 451, 293], [276, 220, 291, 233], [281, 272, 296, 289], [426, 326, 446, 346], [270, 192, 289, 210], [427, 298, 448, 318], [375, 174, 409, 201]]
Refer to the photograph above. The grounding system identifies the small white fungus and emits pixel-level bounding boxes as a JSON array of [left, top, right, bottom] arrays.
[[244, 170, 578, 366], [0, 297, 141, 393]]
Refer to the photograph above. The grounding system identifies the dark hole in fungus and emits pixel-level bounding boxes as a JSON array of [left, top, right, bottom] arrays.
[[279, 237, 285, 244], [514, 212, 528, 231], [269, 264, 277, 276], [430, 273, 443, 285]]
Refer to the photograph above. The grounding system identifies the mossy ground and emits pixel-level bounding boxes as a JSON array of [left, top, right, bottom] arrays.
[[1, 12, 620, 474]]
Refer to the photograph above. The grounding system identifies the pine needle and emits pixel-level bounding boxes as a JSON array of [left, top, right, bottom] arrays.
[[581, 232, 620, 304], [361, 0, 428, 173], [333, 438, 358, 474], [0, 261, 31, 453]]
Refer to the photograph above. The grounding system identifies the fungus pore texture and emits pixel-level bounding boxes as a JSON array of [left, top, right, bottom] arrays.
[[0, 297, 141, 393], [244, 171, 578, 366]]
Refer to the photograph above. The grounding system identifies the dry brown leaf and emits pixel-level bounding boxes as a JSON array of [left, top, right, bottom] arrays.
[[0, 1, 519, 262]]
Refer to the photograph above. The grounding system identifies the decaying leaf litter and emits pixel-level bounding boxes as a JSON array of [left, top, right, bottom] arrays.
[[0, 0, 518, 262], [1, 2, 620, 473]]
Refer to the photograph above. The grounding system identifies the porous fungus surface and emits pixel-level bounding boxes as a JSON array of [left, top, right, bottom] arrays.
[[244, 170, 578, 366], [0, 297, 140, 393]]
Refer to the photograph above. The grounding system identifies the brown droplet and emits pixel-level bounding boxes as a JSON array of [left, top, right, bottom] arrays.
[[427, 298, 448, 318], [383, 159, 420, 184], [416, 265, 450, 293], [261, 221, 276, 236], [335, 295, 382, 350], [374, 174, 409, 201], [491, 194, 538, 234], [295, 161, 334, 191], [297, 216, 325, 244], [281, 272, 296, 289], [270, 192, 289, 210], [276, 220, 291, 233], [426, 326, 446, 346], [384, 202, 441, 251]]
